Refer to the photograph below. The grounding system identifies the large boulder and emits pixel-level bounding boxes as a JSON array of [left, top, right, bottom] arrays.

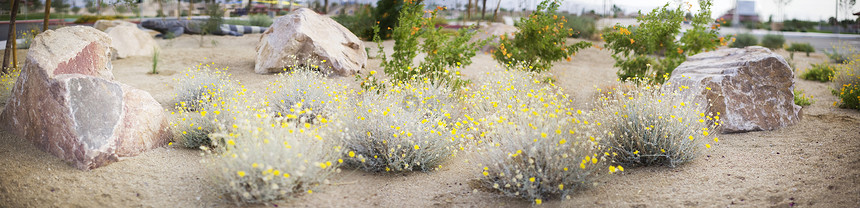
[[667, 46, 801, 133], [474, 23, 518, 53], [0, 26, 171, 170], [105, 24, 159, 59], [93, 20, 136, 32], [255, 8, 367, 75]]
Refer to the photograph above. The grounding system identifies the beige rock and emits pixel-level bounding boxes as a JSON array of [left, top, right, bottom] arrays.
[[0, 26, 171, 170], [667, 46, 801, 133], [255, 8, 367, 76], [105, 24, 159, 59], [474, 23, 518, 53], [93, 20, 136, 32]]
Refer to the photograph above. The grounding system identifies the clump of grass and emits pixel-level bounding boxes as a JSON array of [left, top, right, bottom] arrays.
[[467, 70, 612, 203], [794, 89, 814, 106], [787, 42, 815, 57], [170, 64, 245, 148], [151, 47, 159, 74], [593, 81, 718, 167], [209, 107, 342, 204], [336, 80, 462, 172], [799, 63, 836, 82], [730, 33, 757, 48]]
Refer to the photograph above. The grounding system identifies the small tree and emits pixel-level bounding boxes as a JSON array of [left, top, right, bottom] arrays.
[[491, 0, 592, 73], [602, 0, 727, 84]]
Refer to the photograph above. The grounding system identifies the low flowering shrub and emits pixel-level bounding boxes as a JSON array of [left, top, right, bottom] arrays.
[[208, 107, 342, 204], [336, 80, 463, 172], [265, 68, 350, 124], [593, 80, 719, 167], [467, 70, 613, 203], [170, 64, 244, 148], [800, 63, 836, 82], [0, 68, 20, 104], [794, 89, 814, 106], [492, 0, 592, 73], [833, 52, 860, 109]]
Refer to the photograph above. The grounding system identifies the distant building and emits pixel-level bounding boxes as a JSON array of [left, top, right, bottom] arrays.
[[719, 0, 760, 22]]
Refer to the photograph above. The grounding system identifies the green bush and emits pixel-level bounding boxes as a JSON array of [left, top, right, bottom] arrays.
[[492, 0, 592, 73], [787, 42, 815, 57], [602, 0, 725, 84], [761, 34, 785, 50], [594, 82, 719, 167], [371, 0, 404, 40], [800, 63, 836, 82], [249, 14, 273, 27], [360, 2, 482, 92], [730, 33, 757, 48], [562, 14, 596, 39], [794, 89, 814, 106], [332, 5, 375, 39]]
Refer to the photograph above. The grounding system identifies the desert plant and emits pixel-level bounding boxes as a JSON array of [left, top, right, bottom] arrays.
[[492, 0, 592, 73], [151, 47, 160, 74], [761, 34, 785, 50], [593, 81, 719, 167], [794, 89, 814, 106], [265, 68, 349, 124], [371, 0, 403, 40], [730, 33, 757, 48], [15, 28, 38, 49], [833, 51, 860, 110], [602, 0, 726, 84], [336, 81, 462, 172], [800, 63, 836, 82], [0, 68, 21, 104], [787, 42, 815, 57], [208, 108, 342, 204], [360, 2, 482, 92], [467, 70, 613, 204], [170, 64, 243, 148], [562, 14, 596, 39]]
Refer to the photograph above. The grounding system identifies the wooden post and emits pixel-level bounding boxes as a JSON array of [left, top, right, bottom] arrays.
[[3, 0, 21, 74], [43, 0, 51, 32]]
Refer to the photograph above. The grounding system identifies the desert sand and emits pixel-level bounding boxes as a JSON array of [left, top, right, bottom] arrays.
[[1, 34, 859, 207]]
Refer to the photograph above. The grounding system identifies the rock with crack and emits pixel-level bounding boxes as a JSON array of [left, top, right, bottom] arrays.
[[0, 26, 171, 170], [255, 8, 367, 76], [667, 46, 801, 133]]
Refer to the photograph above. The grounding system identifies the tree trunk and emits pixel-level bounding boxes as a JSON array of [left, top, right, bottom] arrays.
[[492, 0, 500, 21], [3, 0, 21, 73], [189, 0, 194, 17], [158, 0, 164, 20], [481, 0, 487, 21], [324, 0, 328, 14], [288, 0, 293, 11], [43, 0, 52, 31], [177, 0, 181, 20], [466, 0, 472, 21]]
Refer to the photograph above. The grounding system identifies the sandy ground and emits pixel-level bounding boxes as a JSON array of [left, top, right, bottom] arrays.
[[1, 34, 859, 207]]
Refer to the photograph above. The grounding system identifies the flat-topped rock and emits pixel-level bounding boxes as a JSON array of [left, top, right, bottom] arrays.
[[0, 26, 171, 170], [667, 46, 801, 133]]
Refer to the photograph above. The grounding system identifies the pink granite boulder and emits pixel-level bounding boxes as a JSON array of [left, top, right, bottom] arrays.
[[0, 26, 171, 170], [667, 46, 801, 133]]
